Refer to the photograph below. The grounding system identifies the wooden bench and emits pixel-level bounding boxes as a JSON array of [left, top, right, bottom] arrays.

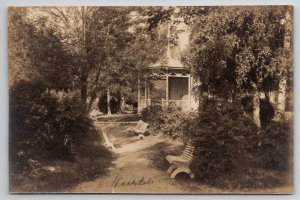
[[165, 142, 195, 179], [126, 120, 149, 140], [100, 125, 116, 150]]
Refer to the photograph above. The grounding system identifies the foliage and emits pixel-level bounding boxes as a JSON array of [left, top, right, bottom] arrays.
[[10, 7, 170, 114], [9, 79, 113, 192], [240, 95, 275, 127], [182, 6, 292, 100], [145, 142, 184, 171], [42, 89, 95, 158], [10, 143, 112, 192], [10, 79, 51, 170], [182, 99, 290, 188], [9, 80, 95, 171], [181, 100, 258, 180], [257, 121, 291, 171], [142, 99, 291, 189], [141, 105, 195, 139], [8, 8, 75, 90], [8, 7, 34, 86], [141, 105, 163, 130]]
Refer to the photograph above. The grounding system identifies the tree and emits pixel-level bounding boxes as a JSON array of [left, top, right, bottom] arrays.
[[28, 7, 133, 109], [9, 7, 74, 90], [8, 7, 33, 87], [25, 7, 167, 114], [94, 7, 168, 114], [235, 6, 292, 126], [183, 6, 292, 127]]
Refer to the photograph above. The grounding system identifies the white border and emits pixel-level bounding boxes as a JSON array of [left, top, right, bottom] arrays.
[[0, 1, 298, 200]]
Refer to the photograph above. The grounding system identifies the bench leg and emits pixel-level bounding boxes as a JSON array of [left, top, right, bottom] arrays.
[[104, 142, 115, 150], [189, 172, 195, 179], [167, 164, 177, 174], [137, 134, 145, 140], [170, 167, 191, 179]]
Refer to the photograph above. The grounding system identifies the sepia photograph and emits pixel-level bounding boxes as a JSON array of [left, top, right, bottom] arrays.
[[8, 6, 293, 194]]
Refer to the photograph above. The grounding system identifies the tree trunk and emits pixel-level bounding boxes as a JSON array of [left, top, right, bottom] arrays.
[[88, 93, 96, 111], [277, 76, 287, 119], [80, 75, 88, 108], [120, 91, 125, 114], [137, 78, 141, 113], [253, 90, 261, 128], [107, 90, 111, 115], [88, 84, 99, 111], [80, 6, 88, 110], [88, 89, 100, 112], [276, 10, 291, 120]]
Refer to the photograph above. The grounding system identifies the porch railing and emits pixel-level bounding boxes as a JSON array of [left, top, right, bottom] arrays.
[[139, 99, 190, 111]]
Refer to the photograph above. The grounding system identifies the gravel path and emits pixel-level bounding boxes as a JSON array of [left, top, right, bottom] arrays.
[[69, 135, 203, 193], [69, 123, 292, 194]]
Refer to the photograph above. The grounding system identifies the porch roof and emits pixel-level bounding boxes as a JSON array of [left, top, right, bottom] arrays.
[[149, 37, 186, 69], [149, 56, 186, 69]]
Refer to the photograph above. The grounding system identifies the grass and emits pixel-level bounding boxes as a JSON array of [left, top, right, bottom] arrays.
[[96, 114, 140, 122], [10, 141, 113, 192], [145, 141, 184, 171], [144, 140, 293, 191], [102, 123, 141, 148]]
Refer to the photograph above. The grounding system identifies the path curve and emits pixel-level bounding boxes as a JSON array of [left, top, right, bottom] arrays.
[[69, 134, 204, 193]]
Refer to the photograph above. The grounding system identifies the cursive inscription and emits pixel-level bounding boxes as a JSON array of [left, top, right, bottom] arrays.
[[112, 176, 154, 188]]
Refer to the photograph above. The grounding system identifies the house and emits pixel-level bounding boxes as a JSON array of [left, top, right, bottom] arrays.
[[137, 20, 198, 112]]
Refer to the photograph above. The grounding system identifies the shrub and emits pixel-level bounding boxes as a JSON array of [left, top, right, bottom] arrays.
[[142, 99, 291, 189], [141, 105, 163, 130], [182, 100, 259, 181], [42, 90, 94, 159], [145, 142, 184, 171], [10, 79, 52, 170], [257, 121, 291, 171], [9, 80, 95, 171], [183, 99, 291, 188], [141, 105, 195, 139]]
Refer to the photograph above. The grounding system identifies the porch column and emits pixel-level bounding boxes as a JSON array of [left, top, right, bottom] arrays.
[[166, 72, 169, 101], [138, 78, 141, 113], [145, 80, 147, 107], [147, 80, 150, 105], [188, 75, 191, 110]]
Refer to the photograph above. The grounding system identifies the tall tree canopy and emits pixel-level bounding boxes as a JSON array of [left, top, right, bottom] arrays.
[[10, 7, 169, 112], [182, 6, 292, 127]]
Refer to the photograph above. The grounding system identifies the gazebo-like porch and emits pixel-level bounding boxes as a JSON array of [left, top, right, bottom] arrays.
[[137, 67, 195, 112]]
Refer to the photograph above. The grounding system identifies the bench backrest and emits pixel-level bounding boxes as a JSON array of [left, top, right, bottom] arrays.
[[136, 120, 149, 133], [180, 143, 194, 161]]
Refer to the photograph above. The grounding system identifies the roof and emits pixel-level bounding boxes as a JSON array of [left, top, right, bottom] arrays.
[[150, 44, 186, 69], [150, 18, 189, 69]]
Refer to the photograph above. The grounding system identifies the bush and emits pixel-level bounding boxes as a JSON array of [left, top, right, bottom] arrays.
[[10, 80, 113, 192], [141, 105, 163, 131], [145, 142, 184, 171], [141, 105, 195, 139], [10, 79, 52, 171], [15, 143, 112, 192], [257, 121, 291, 171], [141, 98, 291, 189], [42, 89, 94, 159], [183, 99, 291, 188], [9, 80, 95, 171], [182, 100, 258, 181]]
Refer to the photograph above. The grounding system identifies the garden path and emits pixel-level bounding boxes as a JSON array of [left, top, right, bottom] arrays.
[[69, 122, 291, 194], [69, 124, 211, 193]]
